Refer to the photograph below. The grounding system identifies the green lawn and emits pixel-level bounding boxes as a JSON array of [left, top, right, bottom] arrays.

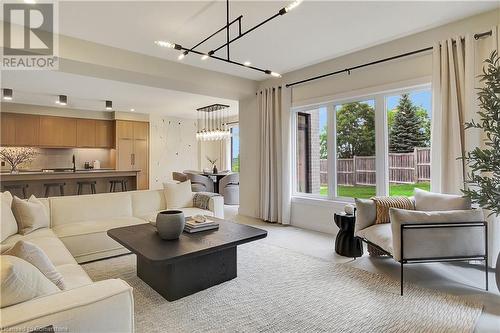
[[319, 182, 430, 198]]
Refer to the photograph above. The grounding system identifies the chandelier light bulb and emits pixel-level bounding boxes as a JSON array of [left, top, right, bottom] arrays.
[[285, 0, 303, 13], [201, 54, 209, 60], [178, 52, 186, 60], [244, 61, 251, 67], [270, 71, 282, 78]]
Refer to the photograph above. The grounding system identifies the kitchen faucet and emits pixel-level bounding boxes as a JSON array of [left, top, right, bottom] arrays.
[[72, 154, 76, 172]]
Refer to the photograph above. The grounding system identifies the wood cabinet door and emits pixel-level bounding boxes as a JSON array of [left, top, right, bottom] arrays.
[[14, 114, 40, 146], [133, 121, 149, 140], [76, 119, 96, 147], [117, 138, 133, 170], [95, 120, 114, 148], [134, 138, 149, 190], [1, 113, 16, 146], [39, 116, 76, 147], [116, 120, 134, 140]]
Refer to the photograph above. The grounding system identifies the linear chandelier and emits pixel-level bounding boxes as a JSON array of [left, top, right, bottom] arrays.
[[196, 104, 231, 141], [154, 0, 304, 77]]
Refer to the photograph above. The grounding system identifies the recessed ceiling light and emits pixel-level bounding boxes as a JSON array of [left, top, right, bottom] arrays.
[[243, 61, 251, 67], [2, 88, 13, 101], [130, 108, 135, 112], [105, 100, 113, 110]]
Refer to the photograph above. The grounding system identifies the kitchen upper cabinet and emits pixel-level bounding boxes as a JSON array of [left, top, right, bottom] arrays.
[[95, 120, 115, 148], [76, 119, 96, 148], [39, 116, 76, 147], [1, 113, 17, 146]]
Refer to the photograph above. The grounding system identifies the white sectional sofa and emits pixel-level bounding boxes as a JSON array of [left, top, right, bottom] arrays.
[[0, 189, 224, 332]]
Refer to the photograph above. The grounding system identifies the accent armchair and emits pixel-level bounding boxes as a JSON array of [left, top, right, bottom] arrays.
[[184, 172, 214, 192], [354, 189, 488, 295], [219, 173, 239, 205], [172, 172, 188, 182]]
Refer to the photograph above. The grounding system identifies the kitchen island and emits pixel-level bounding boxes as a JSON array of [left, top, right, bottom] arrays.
[[0, 169, 140, 197]]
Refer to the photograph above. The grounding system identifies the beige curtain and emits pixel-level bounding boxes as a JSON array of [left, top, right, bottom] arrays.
[[258, 87, 291, 224], [432, 27, 499, 266], [430, 36, 474, 194]]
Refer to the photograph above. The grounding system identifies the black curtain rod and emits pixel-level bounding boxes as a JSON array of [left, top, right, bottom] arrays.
[[286, 30, 493, 88]]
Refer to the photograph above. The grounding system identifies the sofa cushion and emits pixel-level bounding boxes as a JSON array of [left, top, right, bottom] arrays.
[[5, 241, 65, 290], [144, 208, 214, 225], [55, 264, 93, 290], [1, 229, 61, 255], [52, 217, 147, 262], [131, 189, 166, 218], [389, 208, 485, 261], [49, 192, 133, 227], [1, 192, 18, 242], [414, 188, 471, 211], [1, 255, 59, 308], [12, 195, 50, 235], [354, 198, 376, 233], [164, 180, 194, 209], [355, 223, 393, 255]]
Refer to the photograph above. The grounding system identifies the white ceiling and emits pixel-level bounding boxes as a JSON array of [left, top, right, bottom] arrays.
[[1, 70, 238, 118], [58, 1, 499, 80]]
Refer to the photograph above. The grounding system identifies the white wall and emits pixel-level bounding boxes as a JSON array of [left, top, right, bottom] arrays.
[[239, 9, 499, 235], [149, 115, 198, 189]]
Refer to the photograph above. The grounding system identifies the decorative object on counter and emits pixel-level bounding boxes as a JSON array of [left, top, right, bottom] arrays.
[[461, 51, 500, 290], [206, 156, 218, 174], [155, 210, 185, 240], [92, 160, 101, 169], [334, 213, 363, 258], [344, 204, 355, 215], [0, 147, 37, 173]]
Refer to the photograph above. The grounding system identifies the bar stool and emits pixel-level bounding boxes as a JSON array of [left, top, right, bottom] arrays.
[[43, 182, 65, 197], [77, 181, 96, 195], [2, 184, 29, 199], [109, 179, 128, 192]]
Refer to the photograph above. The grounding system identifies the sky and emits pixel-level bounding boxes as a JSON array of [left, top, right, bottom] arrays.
[[318, 89, 432, 130]]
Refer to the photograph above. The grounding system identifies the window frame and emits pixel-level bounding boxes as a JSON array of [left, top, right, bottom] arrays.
[[291, 81, 431, 203]]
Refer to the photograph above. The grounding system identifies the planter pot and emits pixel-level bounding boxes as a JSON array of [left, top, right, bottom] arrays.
[[497, 252, 500, 291], [156, 210, 185, 240]]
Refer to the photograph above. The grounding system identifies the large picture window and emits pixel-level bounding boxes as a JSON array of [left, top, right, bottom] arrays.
[[230, 126, 240, 172], [293, 85, 431, 201]]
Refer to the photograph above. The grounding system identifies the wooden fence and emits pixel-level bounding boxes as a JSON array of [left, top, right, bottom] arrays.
[[320, 147, 430, 186]]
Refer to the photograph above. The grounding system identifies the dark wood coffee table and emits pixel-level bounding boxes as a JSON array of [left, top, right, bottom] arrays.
[[107, 219, 267, 301]]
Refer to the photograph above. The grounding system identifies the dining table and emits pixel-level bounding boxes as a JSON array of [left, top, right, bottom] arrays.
[[202, 171, 231, 193]]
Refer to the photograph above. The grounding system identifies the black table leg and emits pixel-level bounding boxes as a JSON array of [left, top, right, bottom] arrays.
[[137, 246, 237, 301]]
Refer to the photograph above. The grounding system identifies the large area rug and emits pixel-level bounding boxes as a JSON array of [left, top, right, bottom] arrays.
[[83, 243, 482, 333]]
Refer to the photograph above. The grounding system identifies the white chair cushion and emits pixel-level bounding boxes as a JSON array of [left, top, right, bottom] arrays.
[[5, 240, 65, 290], [355, 223, 393, 255], [163, 180, 194, 209], [1, 255, 59, 308], [1, 192, 18, 242], [389, 208, 485, 261], [354, 198, 377, 233], [12, 195, 49, 235], [414, 188, 471, 211]]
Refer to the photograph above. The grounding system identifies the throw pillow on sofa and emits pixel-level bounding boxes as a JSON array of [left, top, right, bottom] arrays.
[[0, 255, 59, 308], [164, 180, 194, 209], [414, 188, 471, 211], [5, 240, 65, 290], [1, 192, 18, 242], [12, 195, 49, 235]]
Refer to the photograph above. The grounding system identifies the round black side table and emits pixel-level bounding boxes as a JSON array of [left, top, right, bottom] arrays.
[[334, 213, 363, 258]]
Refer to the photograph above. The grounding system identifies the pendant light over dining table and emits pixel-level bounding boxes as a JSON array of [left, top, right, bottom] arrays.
[[196, 104, 231, 141]]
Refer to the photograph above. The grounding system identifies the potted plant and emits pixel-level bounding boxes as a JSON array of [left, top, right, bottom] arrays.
[[206, 156, 218, 174], [463, 50, 500, 289], [0, 147, 37, 173]]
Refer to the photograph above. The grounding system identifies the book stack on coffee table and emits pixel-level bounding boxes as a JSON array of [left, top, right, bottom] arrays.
[[184, 217, 219, 233]]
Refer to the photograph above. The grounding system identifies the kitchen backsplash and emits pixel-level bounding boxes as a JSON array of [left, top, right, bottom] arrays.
[[1, 148, 114, 172]]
